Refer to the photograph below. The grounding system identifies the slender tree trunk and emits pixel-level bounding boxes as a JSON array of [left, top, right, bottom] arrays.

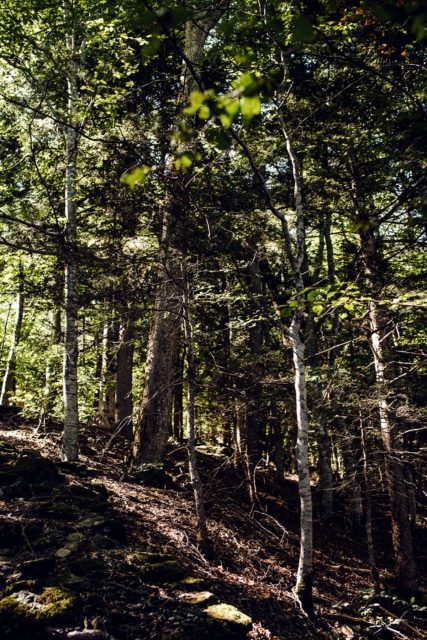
[[317, 423, 334, 521], [0, 289, 24, 406], [62, 11, 79, 461], [115, 313, 134, 438], [367, 297, 417, 595], [291, 309, 313, 615], [351, 153, 418, 595], [38, 308, 61, 431], [98, 315, 117, 427], [336, 416, 361, 529], [181, 260, 209, 551], [172, 347, 184, 441], [132, 14, 220, 465], [361, 417, 380, 591]]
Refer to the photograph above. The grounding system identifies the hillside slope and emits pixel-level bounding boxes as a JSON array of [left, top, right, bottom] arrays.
[[0, 416, 426, 639]]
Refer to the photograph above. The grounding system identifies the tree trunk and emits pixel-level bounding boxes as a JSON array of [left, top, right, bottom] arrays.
[[361, 417, 380, 592], [98, 316, 117, 427], [132, 13, 220, 465], [182, 260, 210, 551], [291, 310, 313, 616], [367, 296, 418, 596], [115, 313, 134, 438], [352, 155, 418, 595], [38, 308, 61, 431], [61, 2, 80, 461], [317, 423, 334, 521], [0, 288, 24, 406], [336, 416, 361, 529]]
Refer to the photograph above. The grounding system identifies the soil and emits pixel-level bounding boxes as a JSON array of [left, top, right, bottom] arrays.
[[0, 415, 426, 640]]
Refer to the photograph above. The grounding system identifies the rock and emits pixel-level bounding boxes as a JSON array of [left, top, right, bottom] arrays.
[[0, 586, 79, 629], [205, 603, 253, 637], [179, 591, 218, 606]]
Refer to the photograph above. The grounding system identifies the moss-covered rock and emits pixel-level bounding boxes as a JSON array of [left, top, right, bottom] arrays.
[[0, 586, 79, 626], [4, 580, 38, 595], [205, 603, 252, 637]]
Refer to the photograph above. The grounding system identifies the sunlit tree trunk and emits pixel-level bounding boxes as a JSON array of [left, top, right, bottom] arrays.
[[0, 288, 24, 406], [62, 4, 79, 461]]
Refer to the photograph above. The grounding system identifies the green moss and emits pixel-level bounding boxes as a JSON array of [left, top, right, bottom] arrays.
[[37, 587, 78, 622], [129, 552, 175, 565], [205, 604, 252, 627], [0, 587, 78, 626], [4, 580, 38, 595]]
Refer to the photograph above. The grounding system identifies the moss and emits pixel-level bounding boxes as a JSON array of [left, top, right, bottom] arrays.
[[67, 557, 107, 576], [205, 603, 252, 627], [179, 576, 204, 587], [128, 552, 175, 565], [4, 580, 38, 595], [0, 587, 78, 626], [37, 587, 79, 622]]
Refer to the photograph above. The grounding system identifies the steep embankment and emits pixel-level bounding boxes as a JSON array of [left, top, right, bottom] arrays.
[[0, 417, 426, 639]]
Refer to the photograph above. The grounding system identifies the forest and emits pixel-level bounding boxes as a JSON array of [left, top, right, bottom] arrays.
[[0, 0, 426, 637]]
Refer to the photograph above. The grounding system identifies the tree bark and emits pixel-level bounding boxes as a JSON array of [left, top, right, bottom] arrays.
[[132, 13, 220, 465], [38, 308, 61, 431], [352, 155, 418, 596], [62, 7, 80, 461], [181, 259, 210, 551], [115, 313, 134, 438], [0, 288, 24, 406]]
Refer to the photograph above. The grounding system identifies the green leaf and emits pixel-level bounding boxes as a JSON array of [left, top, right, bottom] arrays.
[[312, 303, 324, 315], [184, 90, 211, 115], [175, 152, 201, 170], [122, 165, 152, 189], [198, 104, 211, 120], [240, 95, 261, 121]]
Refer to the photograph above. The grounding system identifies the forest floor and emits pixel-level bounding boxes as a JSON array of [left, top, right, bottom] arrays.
[[0, 415, 427, 640]]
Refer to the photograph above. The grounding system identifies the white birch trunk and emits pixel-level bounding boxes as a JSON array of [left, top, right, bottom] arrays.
[[62, 5, 79, 460], [0, 289, 24, 406]]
